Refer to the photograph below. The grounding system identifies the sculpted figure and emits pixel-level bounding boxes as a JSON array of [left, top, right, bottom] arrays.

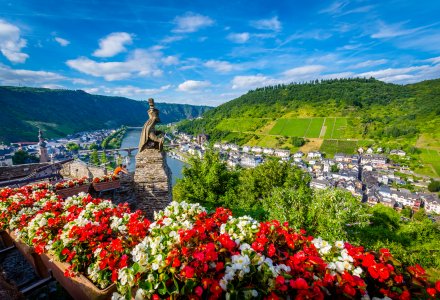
[[138, 98, 164, 152]]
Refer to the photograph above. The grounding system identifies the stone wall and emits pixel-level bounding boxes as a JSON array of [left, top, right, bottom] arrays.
[[134, 149, 171, 219], [0, 163, 50, 181], [60, 160, 107, 179]]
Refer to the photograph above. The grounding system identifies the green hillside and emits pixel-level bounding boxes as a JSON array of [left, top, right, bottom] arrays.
[[0, 86, 211, 143], [177, 78, 440, 177]]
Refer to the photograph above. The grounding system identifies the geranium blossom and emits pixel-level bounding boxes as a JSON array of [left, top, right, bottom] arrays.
[[1, 183, 440, 300]]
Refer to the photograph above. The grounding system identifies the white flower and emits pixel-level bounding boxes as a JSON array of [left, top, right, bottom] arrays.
[[335, 261, 345, 273], [353, 267, 363, 276], [335, 240, 344, 249], [251, 290, 258, 297]]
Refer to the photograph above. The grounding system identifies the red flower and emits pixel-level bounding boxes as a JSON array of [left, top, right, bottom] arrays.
[[268, 243, 276, 257], [195, 286, 203, 297], [343, 283, 356, 297], [215, 262, 224, 272], [172, 258, 181, 268], [290, 278, 309, 289], [399, 290, 410, 300], [182, 266, 195, 278], [267, 292, 279, 300], [436, 280, 440, 292], [427, 288, 437, 297], [394, 275, 404, 284], [209, 281, 222, 295], [110, 238, 123, 252]]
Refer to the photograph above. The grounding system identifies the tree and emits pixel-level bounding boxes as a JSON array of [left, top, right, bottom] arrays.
[[90, 150, 99, 165], [89, 143, 99, 150], [290, 136, 306, 147], [230, 160, 312, 219], [173, 150, 239, 209], [330, 164, 339, 173], [100, 152, 108, 165], [66, 142, 80, 152], [428, 180, 440, 192], [12, 150, 39, 165]]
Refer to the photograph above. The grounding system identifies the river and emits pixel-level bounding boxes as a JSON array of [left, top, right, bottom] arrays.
[[120, 128, 185, 186]]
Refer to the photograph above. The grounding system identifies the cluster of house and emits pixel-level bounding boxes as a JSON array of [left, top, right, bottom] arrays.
[[0, 129, 115, 166], [308, 153, 439, 215], [172, 133, 439, 215]]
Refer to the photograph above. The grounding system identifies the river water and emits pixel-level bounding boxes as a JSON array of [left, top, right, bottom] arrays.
[[120, 128, 185, 186]]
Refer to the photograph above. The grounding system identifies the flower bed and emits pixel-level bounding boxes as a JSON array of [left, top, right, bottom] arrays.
[[55, 177, 91, 198], [1, 183, 440, 300], [55, 177, 91, 190], [92, 175, 120, 192]]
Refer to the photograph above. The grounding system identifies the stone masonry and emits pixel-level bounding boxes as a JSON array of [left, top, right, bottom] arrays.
[[134, 149, 171, 219]]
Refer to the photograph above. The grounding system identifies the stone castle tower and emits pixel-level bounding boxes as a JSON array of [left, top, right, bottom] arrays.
[[134, 98, 171, 218], [38, 129, 49, 163]]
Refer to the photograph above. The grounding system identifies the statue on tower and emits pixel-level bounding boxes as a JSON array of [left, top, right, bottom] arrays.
[[138, 98, 164, 152]]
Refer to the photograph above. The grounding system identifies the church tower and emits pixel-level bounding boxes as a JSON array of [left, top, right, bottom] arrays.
[[38, 129, 49, 163]]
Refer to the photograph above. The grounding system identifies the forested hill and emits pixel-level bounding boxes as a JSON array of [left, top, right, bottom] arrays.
[[177, 78, 440, 144], [0, 86, 211, 143]]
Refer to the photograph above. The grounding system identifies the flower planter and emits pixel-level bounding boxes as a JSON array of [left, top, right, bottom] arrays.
[[56, 184, 91, 198], [40, 253, 116, 300], [92, 180, 121, 192], [3, 231, 49, 278]]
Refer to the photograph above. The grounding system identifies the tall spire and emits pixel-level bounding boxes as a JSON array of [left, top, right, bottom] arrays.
[[38, 128, 49, 163]]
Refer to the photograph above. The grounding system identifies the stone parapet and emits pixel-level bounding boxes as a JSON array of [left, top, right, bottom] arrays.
[[134, 149, 171, 219], [0, 163, 50, 181], [60, 160, 107, 178]]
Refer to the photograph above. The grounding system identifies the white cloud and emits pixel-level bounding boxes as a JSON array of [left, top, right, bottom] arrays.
[[351, 59, 388, 69], [103, 85, 171, 98], [67, 49, 163, 81], [162, 55, 179, 65], [54, 37, 70, 46], [250, 16, 282, 32], [173, 13, 214, 33], [231, 75, 276, 90], [161, 35, 185, 44], [283, 65, 326, 78], [178, 80, 211, 92], [426, 56, 440, 64], [371, 22, 427, 39], [204, 60, 238, 73], [0, 64, 65, 85], [319, 0, 349, 14], [72, 78, 93, 85], [285, 30, 332, 41], [227, 32, 250, 43], [93, 32, 133, 57], [42, 84, 65, 89], [84, 87, 100, 94], [0, 19, 28, 63]]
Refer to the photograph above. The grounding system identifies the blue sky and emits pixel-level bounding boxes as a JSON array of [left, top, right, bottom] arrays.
[[0, 0, 439, 106]]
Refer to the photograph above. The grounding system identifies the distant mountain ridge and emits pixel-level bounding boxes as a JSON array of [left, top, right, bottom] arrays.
[[0, 86, 211, 143]]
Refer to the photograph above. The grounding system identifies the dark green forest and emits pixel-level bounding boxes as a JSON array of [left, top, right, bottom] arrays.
[[0, 86, 211, 143]]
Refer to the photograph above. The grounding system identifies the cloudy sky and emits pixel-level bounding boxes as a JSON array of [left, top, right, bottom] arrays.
[[0, 0, 439, 106]]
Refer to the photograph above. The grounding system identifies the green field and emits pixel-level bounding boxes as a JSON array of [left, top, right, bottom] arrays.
[[419, 148, 440, 177], [332, 118, 348, 139], [320, 139, 358, 157], [269, 117, 356, 139], [269, 118, 311, 137], [323, 118, 335, 138], [305, 118, 324, 138], [216, 118, 266, 132]]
